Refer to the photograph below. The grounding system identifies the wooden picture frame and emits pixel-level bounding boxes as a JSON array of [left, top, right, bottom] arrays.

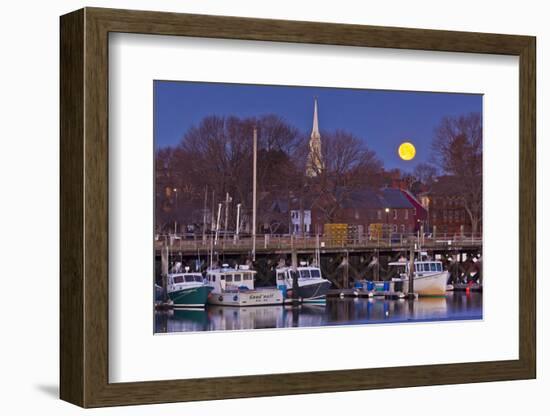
[[60, 7, 536, 408]]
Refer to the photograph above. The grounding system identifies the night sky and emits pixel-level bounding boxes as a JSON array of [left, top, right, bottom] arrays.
[[154, 80, 482, 171]]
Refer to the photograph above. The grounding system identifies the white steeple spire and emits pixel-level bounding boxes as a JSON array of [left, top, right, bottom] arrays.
[[306, 97, 323, 177], [311, 97, 320, 140]]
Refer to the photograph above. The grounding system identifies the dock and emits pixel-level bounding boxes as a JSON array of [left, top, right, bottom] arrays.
[[327, 288, 417, 300], [451, 283, 483, 292]]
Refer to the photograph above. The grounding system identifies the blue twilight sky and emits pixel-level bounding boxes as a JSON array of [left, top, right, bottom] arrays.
[[154, 80, 482, 172]]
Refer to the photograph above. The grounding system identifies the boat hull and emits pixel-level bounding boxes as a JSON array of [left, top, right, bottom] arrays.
[[168, 286, 213, 307], [289, 280, 331, 301], [403, 272, 449, 296], [208, 288, 283, 306]]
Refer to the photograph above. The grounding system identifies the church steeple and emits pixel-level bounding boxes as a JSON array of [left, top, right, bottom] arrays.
[[306, 98, 323, 177], [311, 97, 320, 140]]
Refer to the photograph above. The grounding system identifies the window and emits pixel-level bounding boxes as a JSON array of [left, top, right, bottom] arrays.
[[185, 275, 195, 282], [243, 274, 252, 280], [299, 269, 311, 278], [393, 209, 397, 220], [430, 263, 437, 272], [195, 276, 203, 282], [225, 275, 233, 282], [173, 275, 184, 284], [310, 269, 321, 278], [404, 210, 409, 220], [234, 274, 242, 282], [436, 263, 442, 272], [212, 275, 216, 282]]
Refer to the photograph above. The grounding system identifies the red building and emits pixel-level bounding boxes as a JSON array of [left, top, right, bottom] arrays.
[[418, 176, 478, 236], [331, 187, 426, 237]]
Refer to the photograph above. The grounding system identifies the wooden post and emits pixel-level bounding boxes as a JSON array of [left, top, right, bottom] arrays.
[[343, 251, 349, 289]]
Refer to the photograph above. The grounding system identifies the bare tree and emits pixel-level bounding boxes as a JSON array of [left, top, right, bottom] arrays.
[[431, 112, 482, 233], [310, 130, 383, 222], [413, 162, 437, 186], [156, 114, 304, 233]]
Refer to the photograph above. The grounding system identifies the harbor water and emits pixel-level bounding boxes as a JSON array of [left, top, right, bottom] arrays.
[[154, 292, 482, 333]]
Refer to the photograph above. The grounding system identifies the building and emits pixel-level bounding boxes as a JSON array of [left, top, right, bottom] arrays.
[[328, 187, 426, 238], [305, 98, 324, 177], [269, 197, 315, 235], [419, 176, 477, 236]]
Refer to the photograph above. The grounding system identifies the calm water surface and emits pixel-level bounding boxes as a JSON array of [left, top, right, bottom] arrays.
[[155, 292, 482, 333]]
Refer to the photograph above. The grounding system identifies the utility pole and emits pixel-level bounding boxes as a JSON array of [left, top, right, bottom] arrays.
[[252, 126, 257, 261]]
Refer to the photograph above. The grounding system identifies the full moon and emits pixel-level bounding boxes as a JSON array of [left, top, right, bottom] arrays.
[[398, 142, 416, 161]]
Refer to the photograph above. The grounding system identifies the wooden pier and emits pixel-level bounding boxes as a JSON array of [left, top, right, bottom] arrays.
[[155, 234, 482, 291]]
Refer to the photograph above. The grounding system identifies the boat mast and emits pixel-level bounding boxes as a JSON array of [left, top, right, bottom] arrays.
[[202, 185, 208, 243], [252, 126, 258, 261], [235, 203, 241, 242], [408, 240, 415, 294], [215, 203, 222, 245]]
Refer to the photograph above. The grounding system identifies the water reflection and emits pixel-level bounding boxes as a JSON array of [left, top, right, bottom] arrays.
[[155, 292, 482, 333]]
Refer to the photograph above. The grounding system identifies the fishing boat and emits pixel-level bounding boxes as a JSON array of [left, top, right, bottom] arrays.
[[206, 264, 283, 306], [167, 264, 213, 308], [275, 263, 331, 302], [388, 259, 449, 296]]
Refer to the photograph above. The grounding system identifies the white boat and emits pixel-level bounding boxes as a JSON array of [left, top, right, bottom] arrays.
[[389, 260, 449, 296], [206, 264, 283, 306], [275, 263, 331, 302]]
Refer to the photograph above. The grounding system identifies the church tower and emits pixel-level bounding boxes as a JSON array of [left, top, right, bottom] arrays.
[[306, 98, 324, 177]]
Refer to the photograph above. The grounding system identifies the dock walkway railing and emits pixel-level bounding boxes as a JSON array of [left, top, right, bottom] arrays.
[[155, 232, 482, 253]]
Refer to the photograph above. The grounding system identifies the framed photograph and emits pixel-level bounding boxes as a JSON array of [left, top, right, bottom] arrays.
[[60, 7, 536, 408]]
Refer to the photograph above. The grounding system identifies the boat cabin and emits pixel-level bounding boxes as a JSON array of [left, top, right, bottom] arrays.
[[389, 260, 444, 275], [276, 266, 323, 285], [206, 265, 256, 292], [169, 273, 204, 284]]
